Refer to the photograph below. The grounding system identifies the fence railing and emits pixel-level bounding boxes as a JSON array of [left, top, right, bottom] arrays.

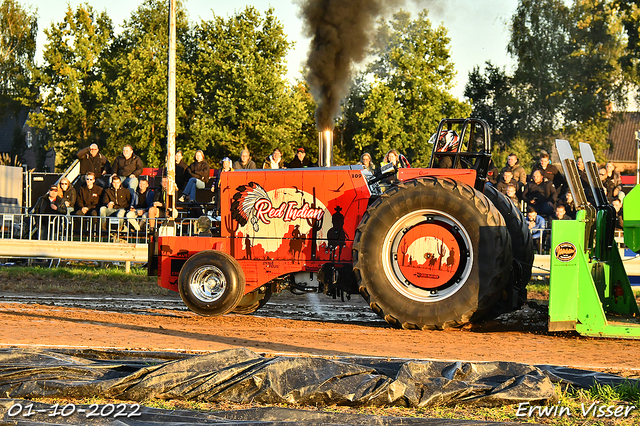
[[0, 213, 204, 264]]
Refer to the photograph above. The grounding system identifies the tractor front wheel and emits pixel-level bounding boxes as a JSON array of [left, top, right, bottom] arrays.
[[353, 177, 511, 329], [178, 250, 246, 316]]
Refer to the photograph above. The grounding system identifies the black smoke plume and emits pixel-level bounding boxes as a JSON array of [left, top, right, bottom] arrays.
[[299, 0, 400, 130], [299, 0, 445, 130]]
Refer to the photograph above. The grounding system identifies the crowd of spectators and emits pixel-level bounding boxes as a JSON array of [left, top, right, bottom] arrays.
[[491, 151, 626, 253], [39, 142, 628, 248]]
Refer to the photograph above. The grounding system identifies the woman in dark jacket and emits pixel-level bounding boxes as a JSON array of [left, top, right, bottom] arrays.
[[58, 177, 77, 214], [179, 150, 210, 203]]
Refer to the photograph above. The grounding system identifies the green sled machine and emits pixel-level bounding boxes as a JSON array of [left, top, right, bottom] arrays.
[[549, 139, 640, 338]]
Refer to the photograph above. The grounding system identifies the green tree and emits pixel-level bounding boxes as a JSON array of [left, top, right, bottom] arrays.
[[191, 6, 306, 164], [464, 61, 521, 151], [100, 0, 195, 167], [0, 0, 37, 110], [617, 0, 640, 85], [28, 4, 112, 167], [353, 81, 404, 162], [350, 10, 471, 167], [508, 0, 572, 143]]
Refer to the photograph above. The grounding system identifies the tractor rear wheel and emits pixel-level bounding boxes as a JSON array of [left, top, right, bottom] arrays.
[[353, 177, 512, 329], [178, 250, 246, 316], [483, 184, 533, 311]]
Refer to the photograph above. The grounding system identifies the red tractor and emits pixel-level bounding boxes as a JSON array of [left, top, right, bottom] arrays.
[[150, 118, 533, 329]]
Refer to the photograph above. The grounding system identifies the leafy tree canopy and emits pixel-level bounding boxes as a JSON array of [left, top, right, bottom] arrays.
[[346, 10, 471, 167], [0, 0, 37, 110], [28, 3, 112, 165]]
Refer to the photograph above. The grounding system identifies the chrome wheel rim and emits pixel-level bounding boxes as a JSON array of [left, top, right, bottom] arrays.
[[189, 265, 227, 303]]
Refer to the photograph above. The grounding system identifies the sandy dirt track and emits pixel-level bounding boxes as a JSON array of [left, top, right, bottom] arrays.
[[0, 301, 639, 374]]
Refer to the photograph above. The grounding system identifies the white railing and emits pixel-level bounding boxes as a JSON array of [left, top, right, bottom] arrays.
[[0, 214, 205, 263]]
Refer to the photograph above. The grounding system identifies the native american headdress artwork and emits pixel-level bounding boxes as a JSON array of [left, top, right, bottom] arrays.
[[231, 182, 270, 232]]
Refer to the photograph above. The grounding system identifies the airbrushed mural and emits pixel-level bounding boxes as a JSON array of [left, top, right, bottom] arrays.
[[396, 223, 462, 289], [226, 180, 356, 263]]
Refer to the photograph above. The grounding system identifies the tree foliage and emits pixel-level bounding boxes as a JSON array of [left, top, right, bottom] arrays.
[[464, 61, 520, 151], [99, 0, 195, 167], [467, 0, 630, 167], [190, 6, 309, 163], [0, 0, 36, 111], [346, 10, 471, 167], [27, 4, 112, 165]]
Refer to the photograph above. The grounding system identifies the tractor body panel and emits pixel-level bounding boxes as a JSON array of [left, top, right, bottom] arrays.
[[157, 166, 480, 295]]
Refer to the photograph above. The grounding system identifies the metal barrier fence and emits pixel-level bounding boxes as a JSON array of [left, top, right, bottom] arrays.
[[0, 213, 201, 243], [0, 213, 202, 264]]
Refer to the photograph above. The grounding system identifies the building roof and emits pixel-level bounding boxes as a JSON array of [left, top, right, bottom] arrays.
[[607, 112, 640, 163]]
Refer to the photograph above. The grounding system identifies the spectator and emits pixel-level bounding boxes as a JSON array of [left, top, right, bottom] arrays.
[[500, 153, 527, 187], [527, 206, 547, 254], [553, 204, 571, 221], [99, 175, 133, 232], [263, 148, 285, 169], [532, 151, 566, 195], [58, 177, 76, 214], [496, 170, 515, 195], [233, 149, 257, 170], [175, 150, 188, 191], [33, 185, 67, 215], [130, 177, 154, 229], [382, 149, 403, 168], [75, 173, 103, 233], [358, 152, 375, 173], [603, 161, 623, 203], [77, 143, 110, 187], [112, 145, 144, 194], [486, 158, 501, 185], [32, 185, 67, 239], [557, 191, 577, 219], [179, 150, 210, 203], [612, 198, 624, 230], [149, 177, 168, 228], [523, 169, 557, 217], [505, 183, 520, 207], [288, 147, 314, 168], [211, 158, 233, 213]]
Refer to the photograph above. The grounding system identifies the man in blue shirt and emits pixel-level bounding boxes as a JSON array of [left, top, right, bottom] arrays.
[[527, 206, 547, 254]]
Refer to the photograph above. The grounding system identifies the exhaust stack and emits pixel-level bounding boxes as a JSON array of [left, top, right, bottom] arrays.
[[318, 130, 333, 167]]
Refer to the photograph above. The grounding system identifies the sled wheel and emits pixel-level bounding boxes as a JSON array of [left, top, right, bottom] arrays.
[[232, 285, 273, 315], [483, 184, 533, 310], [178, 250, 245, 316], [353, 177, 511, 330]]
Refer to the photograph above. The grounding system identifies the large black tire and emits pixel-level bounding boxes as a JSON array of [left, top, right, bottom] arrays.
[[178, 250, 246, 316], [353, 177, 512, 330], [232, 285, 272, 315], [483, 185, 534, 310]]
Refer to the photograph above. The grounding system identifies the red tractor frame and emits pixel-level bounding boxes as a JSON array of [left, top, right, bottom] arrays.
[[150, 118, 533, 329]]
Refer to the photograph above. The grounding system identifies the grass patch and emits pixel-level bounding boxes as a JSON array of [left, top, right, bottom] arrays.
[[29, 382, 639, 425], [527, 281, 640, 305], [0, 265, 171, 296]]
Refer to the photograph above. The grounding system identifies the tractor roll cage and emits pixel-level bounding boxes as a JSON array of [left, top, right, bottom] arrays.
[[428, 118, 493, 191]]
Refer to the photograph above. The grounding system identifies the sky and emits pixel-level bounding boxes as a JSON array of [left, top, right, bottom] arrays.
[[25, 0, 519, 100]]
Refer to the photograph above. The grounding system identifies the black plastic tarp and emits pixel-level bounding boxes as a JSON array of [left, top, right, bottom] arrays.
[[0, 348, 555, 408]]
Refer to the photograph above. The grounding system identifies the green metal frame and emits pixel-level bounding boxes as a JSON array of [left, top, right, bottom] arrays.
[[549, 207, 640, 339]]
